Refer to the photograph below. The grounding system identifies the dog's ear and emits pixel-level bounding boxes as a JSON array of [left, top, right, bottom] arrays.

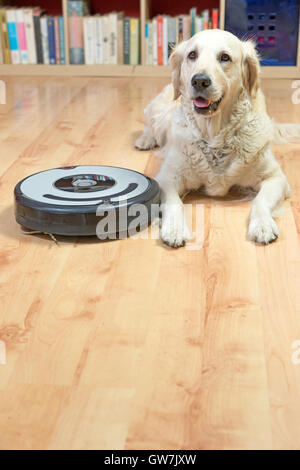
[[169, 41, 187, 100], [242, 40, 261, 97]]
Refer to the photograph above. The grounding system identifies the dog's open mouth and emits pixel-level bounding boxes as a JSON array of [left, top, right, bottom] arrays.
[[193, 95, 223, 115]]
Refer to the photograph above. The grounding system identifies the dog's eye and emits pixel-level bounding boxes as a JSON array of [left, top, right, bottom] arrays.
[[220, 53, 231, 62], [187, 50, 197, 60]]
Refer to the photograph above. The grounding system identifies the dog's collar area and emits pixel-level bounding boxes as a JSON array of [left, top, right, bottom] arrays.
[[193, 95, 224, 115]]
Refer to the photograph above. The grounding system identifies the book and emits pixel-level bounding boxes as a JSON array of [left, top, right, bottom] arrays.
[[117, 17, 123, 64], [108, 12, 118, 65], [83, 16, 95, 64], [54, 16, 61, 64], [40, 16, 49, 64], [47, 17, 56, 64], [0, 8, 11, 64], [101, 14, 109, 64], [123, 17, 130, 65], [130, 18, 139, 65], [190, 7, 197, 36], [167, 17, 176, 59], [95, 16, 103, 64], [16, 9, 29, 64], [156, 16, 163, 66], [163, 16, 168, 65], [6, 9, 21, 64], [147, 21, 153, 65], [68, 1, 88, 65], [152, 17, 157, 66], [59, 16, 66, 64], [33, 9, 44, 64], [24, 8, 37, 64], [212, 9, 219, 29], [145, 21, 149, 65]]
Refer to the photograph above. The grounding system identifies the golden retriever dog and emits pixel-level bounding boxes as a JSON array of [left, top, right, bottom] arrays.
[[135, 29, 300, 247]]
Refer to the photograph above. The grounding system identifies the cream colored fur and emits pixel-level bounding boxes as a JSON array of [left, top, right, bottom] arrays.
[[135, 29, 298, 247]]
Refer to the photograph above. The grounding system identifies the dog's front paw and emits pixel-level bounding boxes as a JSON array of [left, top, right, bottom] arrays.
[[160, 210, 192, 248], [135, 132, 157, 150], [248, 216, 279, 245]]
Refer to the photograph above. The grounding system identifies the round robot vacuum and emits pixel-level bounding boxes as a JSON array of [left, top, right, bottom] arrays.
[[14, 165, 160, 238]]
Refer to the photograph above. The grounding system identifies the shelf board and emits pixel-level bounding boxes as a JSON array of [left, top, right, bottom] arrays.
[[0, 64, 298, 79]]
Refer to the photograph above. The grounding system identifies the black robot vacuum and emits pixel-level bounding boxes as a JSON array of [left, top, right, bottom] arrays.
[[14, 165, 160, 238]]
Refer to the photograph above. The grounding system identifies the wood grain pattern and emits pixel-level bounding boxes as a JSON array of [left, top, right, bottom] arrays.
[[0, 76, 299, 450]]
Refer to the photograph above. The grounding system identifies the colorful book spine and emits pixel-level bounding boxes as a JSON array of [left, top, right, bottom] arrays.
[[156, 16, 163, 66], [33, 9, 43, 64], [0, 9, 11, 64], [47, 17, 56, 64], [59, 16, 66, 65], [24, 9, 37, 64], [190, 8, 197, 36], [54, 16, 61, 64], [6, 9, 20, 64], [123, 17, 130, 65], [212, 9, 219, 29], [16, 9, 29, 64], [40, 16, 49, 64], [129, 18, 139, 65], [68, 1, 85, 65]]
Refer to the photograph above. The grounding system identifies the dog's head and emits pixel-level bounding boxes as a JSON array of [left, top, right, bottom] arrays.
[[169, 29, 260, 117]]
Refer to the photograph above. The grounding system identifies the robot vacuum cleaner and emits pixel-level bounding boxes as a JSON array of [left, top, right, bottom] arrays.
[[14, 165, 160, 238]]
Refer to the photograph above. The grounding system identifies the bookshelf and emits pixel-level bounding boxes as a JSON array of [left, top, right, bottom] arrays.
[[0, 0, 299, 78]]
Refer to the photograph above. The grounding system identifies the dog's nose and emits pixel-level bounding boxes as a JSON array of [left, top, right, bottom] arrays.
[[191, 74, 212, 91]]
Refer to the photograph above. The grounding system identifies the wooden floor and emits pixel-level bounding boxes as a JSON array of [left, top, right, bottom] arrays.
[[0, 76, 299, 450]]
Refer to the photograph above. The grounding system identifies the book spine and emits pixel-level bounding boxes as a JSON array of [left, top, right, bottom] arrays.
[[145, 21, 149, 65], [167, 17, 176, 59], [16, 9, 29, 64], [101, 15, 109, 64], [109, 13, 118, 65], [0, 9, 12, 64], [163, 16, 168, 65], [83, 16, 94, 64], [47, 17, 56, 65], [117, 17, 123, 64], [24, 9, 37, 64], [156, 16, 163, 66], [212, 9, 219, 29], [178, 16, 183, 43], [190, 8, 197, 36], [54, 16, 61, 64], [130, 18, 139, 65], [148, 22, 153, 65], [123, 17, 130, 65], [33, 11, 43, 64], [95, 16, 102, 64], [68, 2, 85, 65], [203, 10, 209, 30], [7, 10, 20, 64], [40, 16, 49, 64], [152, 18, 157, 66], [59, 16, 66, 64]]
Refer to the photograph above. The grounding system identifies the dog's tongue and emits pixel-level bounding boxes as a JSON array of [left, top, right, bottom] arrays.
[[193, 97, 210, 108]]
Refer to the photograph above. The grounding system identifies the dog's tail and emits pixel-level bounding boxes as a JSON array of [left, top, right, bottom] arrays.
[[273, 123, 300, 144]]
